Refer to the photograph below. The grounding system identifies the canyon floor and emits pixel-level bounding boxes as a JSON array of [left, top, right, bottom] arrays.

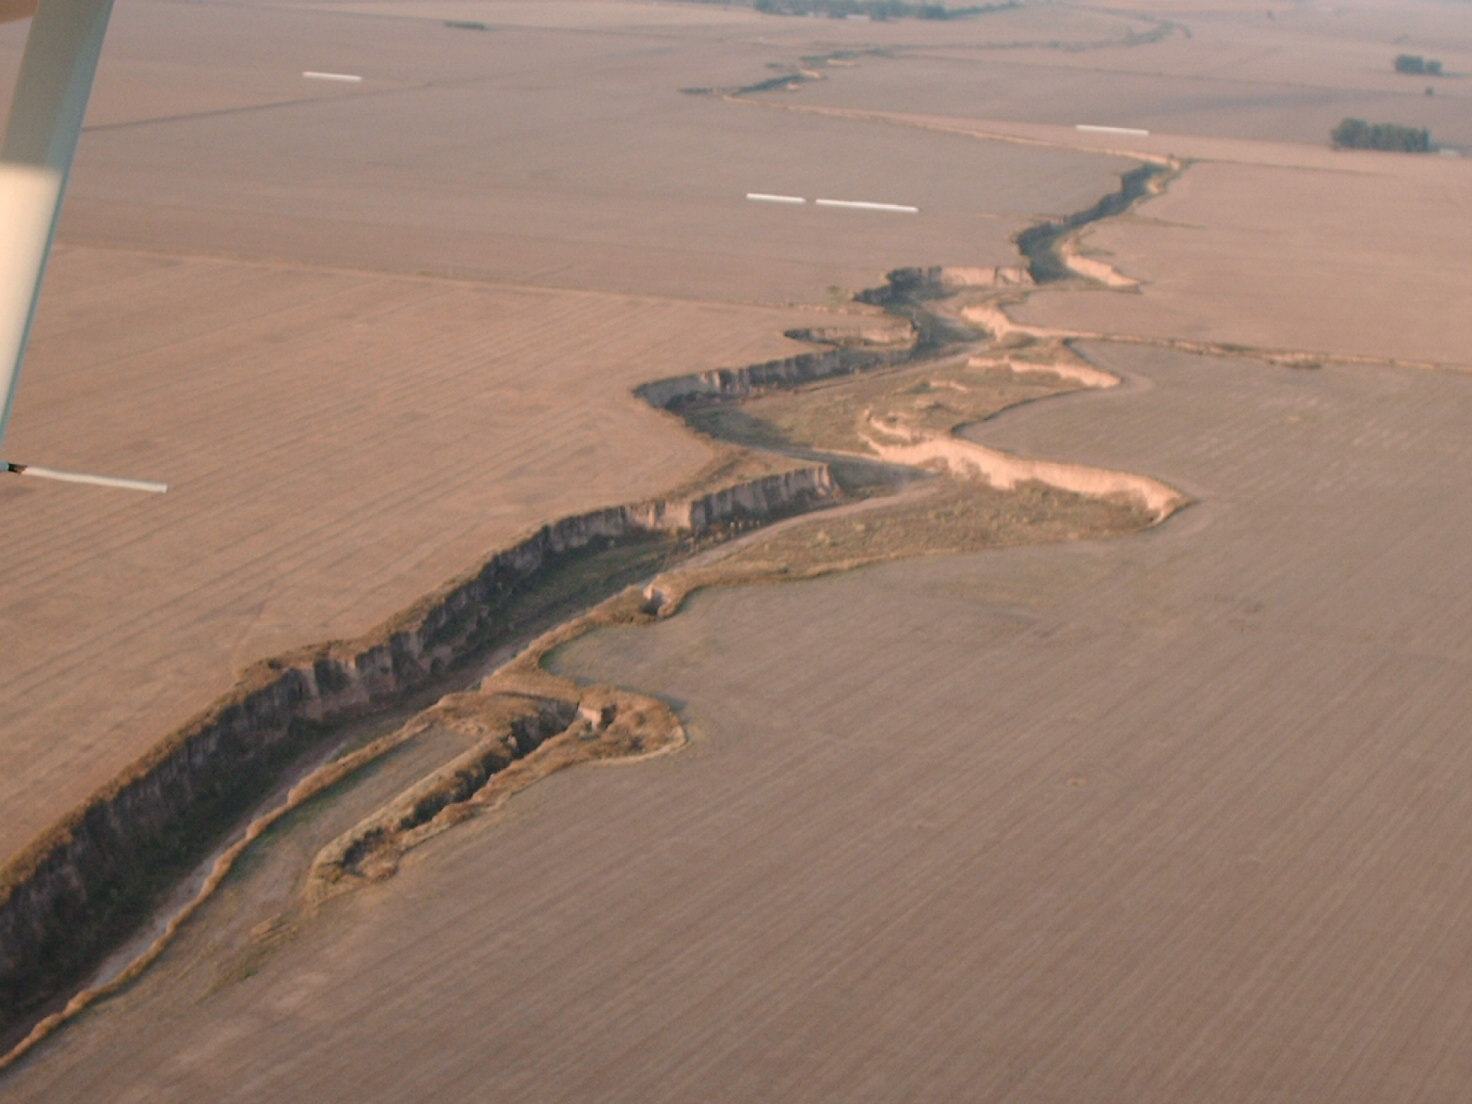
[[4, 0, 1472, 1099]]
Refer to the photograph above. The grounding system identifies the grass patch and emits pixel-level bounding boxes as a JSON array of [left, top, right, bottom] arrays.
[[723, 480, 1150, 574]]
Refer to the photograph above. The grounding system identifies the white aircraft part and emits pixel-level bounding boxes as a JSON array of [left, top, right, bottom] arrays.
[[0, 0, 163, 491], [814, 198, 920, 214], [5, 462, 168, 493], [746, 192, 806, 204], [0, 0, 117, 449], [1076, 124, 1150, 137], [303, 71, 363, 83], [0, 164, 61, 445]]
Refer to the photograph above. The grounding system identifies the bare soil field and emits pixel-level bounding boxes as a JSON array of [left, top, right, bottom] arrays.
[[0, 0, 1135, 1044], [0, 284, 1169, 1092], [767, 53, 1472, 148], [290, 0, 768, 30], [0, 0, 1137, 865], [709, 0, 1472, 365], [719, 100, 1472, 367], [1016, 149, 1472, 366], [0, 5, 413, 126], [7, 0, 1472, 1098]]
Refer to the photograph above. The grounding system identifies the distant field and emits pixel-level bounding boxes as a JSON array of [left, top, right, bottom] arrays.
[[749, 0, 1472, 148], [289, 0, 766, 29], [764, 54, 1472, 147], [0, 1, 1135, 304], [0, 4, 415, 127], [722, 100, 1472, 368]]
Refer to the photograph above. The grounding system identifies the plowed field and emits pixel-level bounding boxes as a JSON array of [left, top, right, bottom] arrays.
[[6, 0, 1472, 1098]]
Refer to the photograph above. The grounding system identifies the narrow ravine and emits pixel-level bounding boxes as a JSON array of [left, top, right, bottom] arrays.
[[0, 79, 1204, 1074]]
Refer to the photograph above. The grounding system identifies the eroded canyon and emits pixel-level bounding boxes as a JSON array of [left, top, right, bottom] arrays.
[[4, 0, 1472, 1099]]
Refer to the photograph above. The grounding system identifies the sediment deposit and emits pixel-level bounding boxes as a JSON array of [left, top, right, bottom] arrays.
[[860, 409, 1182, 519]]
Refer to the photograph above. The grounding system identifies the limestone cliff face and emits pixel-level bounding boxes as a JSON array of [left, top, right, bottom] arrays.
[[636, 340, 911, 410], [0, 464, 835, 1032]]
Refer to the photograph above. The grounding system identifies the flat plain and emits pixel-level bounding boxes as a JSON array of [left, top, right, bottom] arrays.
[[5, 0, 1133, 301], [5, 0, 1472, 1099], [1016, 145, 1472, 366]]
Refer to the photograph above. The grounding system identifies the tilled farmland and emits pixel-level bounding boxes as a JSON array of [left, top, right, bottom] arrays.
[[5, 0, 1472, 1098]]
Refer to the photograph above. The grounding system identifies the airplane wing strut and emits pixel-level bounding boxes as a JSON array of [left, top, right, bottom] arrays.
[[1, 0, 167, 493]]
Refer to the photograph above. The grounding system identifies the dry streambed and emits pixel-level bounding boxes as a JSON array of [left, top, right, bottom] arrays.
[[733, 63, 1472, 374]]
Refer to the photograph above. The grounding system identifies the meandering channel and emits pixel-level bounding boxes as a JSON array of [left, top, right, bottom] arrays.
[[0, 89, 1196, 1073]]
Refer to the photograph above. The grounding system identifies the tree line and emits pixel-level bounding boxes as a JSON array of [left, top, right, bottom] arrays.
[[1331, 117, 1432, 153], [1394, 54, 1443, 76]]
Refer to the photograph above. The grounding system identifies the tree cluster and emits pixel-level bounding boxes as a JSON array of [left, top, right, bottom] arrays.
[[1331, 117, 1432, 153], [1394, 54, 1443, 76]]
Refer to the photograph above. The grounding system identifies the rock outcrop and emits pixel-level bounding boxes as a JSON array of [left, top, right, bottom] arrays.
[[636, 336, 913, 410]]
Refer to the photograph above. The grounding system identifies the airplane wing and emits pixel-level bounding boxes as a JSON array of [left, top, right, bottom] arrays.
[[1, 0, 166, 490]]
